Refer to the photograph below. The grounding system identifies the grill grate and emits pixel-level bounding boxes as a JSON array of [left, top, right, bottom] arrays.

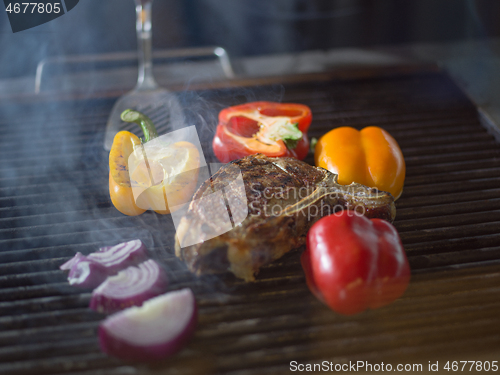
[[1, 70, 500, 374]]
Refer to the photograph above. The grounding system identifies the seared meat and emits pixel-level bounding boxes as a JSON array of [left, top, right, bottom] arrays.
[[175, 154, 396, 281]]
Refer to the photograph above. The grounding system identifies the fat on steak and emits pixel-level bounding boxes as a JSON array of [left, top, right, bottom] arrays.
[[175, 154, 396, 281]]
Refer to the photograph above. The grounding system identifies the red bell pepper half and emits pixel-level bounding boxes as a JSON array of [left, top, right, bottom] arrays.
[[212, 101, 312, 163], [302, 211, 410, 315]]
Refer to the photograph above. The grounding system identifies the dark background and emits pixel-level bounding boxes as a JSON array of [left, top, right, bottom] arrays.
[[1, 0, 499, 79]]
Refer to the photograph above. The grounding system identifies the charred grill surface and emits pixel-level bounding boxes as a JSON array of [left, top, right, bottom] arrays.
[[0, 70, 500, 374], [175, 153, 395, 281]]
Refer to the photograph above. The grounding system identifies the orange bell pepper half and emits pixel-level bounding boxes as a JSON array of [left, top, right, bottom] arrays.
[[315, 126, 405, 200]]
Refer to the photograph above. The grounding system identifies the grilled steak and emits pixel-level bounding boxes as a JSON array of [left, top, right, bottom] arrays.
[[175, 154, 396, 281]]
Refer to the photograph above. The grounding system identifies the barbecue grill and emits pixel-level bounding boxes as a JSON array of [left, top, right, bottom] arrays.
[[1, 64, 500, 374]]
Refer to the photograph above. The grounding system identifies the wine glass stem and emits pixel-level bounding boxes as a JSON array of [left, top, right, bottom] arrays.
[[135, 0, 157, 90]]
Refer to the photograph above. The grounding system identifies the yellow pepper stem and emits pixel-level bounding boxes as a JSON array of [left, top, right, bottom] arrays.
[[120, 109, 159, 143]]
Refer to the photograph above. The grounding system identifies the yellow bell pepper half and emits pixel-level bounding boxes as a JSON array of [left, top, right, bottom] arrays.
[[109, 130, 146, 216], [108, 110, 200, 216], [128, 141, 200, 215], [314, 126, 405, 200]]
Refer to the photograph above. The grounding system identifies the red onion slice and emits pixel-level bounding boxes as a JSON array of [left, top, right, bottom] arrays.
[[60, 252, 85, 271], [99, 288, 197, 362], [98, 245, 113, 252], [90, 259, 168, 314], [67, 260, 108, 289], [60, 239, 149, 288], [88, 239, 148, 274]]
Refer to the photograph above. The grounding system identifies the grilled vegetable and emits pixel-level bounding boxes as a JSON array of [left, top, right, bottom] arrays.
[[90, 259, 168, 314], [86, 239, 149, 274], [302, 211, 410, 315], [212, 102, 312, 162], [59, 252, 85, 271], [109, 109, 200, 215], [98, 288, 197, 361], [108, 111, 151, 216], [68, 260, 107, 289], [315, 126, 406, 199], [128, 140, 201, 215], [63, 239, 149, 288]]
